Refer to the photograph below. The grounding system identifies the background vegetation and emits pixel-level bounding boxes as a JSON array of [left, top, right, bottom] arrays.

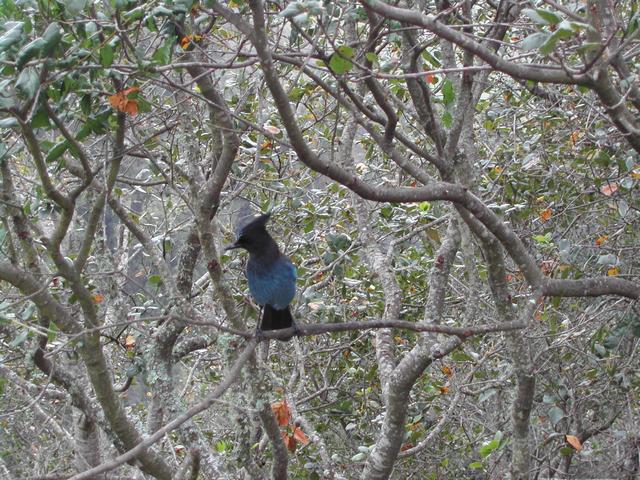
[[0, 0, 638, 478]]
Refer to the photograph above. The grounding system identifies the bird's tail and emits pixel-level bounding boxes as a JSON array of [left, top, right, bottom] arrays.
[[261, 305, 294, 340]]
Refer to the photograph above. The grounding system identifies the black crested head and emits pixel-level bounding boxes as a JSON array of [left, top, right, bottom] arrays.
[[225, 213, 278, 255]]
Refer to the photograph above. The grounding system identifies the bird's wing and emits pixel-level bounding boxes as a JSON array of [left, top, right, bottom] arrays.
[[247, 257, 296, 310]]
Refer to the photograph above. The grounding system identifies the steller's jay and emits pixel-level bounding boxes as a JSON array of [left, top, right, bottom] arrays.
[[225, 213, 297, 339]]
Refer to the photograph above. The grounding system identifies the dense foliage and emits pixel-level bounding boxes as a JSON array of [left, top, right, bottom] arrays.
[[0, 0, 638, 479]]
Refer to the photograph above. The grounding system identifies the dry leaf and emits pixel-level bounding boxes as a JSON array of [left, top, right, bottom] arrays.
[[108, 86, 140, 116], [570, 131, 580, 145], [539, 207, 553, 222], [607, 266, 619, 276], [124, 335, 136, 349], [180, 34, 203, 50], [439, 385, 449, 394], [540, 260, 557, 276], [600, 182, 618, 196], [263, 124, 281, 135], [441, 365, 453, 377], [281, 432, 297, 452], [292, 426, 310, 446], [566, 434, 582, 451], [271, 400, 291, 427], [595, 235, 608, 246], [91, 293, 104, 304]]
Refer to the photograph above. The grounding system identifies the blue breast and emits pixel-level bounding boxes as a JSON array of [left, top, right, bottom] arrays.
[[246, 256, 297, 310]]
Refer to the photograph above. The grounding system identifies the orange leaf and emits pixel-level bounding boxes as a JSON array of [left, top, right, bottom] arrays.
[[607, 266, 619, 276], [630, 168, 640, 179], [600, 182, 618, 196], [91, 293, 104, 304], [439, 385, 449, 394], [539, 207, 553, 222], [180, 34, 203, 50], [122, 86, 140, 96], [540, 260, 557, 275], [407, 421, 422, 431], [108, 87, 140, 116], [425, 74, 437, 84], [281, 432, 297, 452], [123, 100, 138, 116], [293, 426, 310, 446], [566, 434, 582, 451], [400, 443, 414, 451], [441, 365, 453, 377], [271, 400, 291, 427], [595, 235, 608, 246], [570, 131, 580, 145]]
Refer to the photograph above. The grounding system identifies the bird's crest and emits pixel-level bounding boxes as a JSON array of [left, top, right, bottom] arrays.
[[237, 213, 271, 238]]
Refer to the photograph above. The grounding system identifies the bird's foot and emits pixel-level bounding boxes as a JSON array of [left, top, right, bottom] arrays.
[[254, 326, 267, 343], [291, 320, 301, 338]]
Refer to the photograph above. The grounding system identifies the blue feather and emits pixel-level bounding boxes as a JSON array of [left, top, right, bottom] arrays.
[[247, 255, 296, 310]]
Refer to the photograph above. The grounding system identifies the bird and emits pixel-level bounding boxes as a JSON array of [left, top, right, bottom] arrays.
[[225, 213, 297, 340]]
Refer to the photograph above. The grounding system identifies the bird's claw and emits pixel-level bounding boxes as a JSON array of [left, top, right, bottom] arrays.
[[255, 326, 266, 343]]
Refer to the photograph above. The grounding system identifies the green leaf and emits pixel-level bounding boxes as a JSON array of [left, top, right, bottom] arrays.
[[148, 274, 164, 285], [522, 8, 562, 25], [32, 108, 50, 128], [151, 6, 174, 16], [64, 0, 87, 16], [329, 53, 352, 74], [152, 36, 175, 65], [100, 44, 114, 67], [337, 45, 354, 58], [47, 322, 58, 342], [421, 49, 441, 68], [15, 67, 39, 100], [45, 140, 69, 163], [0, 117, 18, 128], [80, 94, 92, 116], [533, 233, 552, 244], [9, 329, 29, 348], [548, 406, 564, 426], [479, 439, 500, 458], [365, 52, 378, 64], [559, 446, 575, 456], [0, 22, 24, 53], [123, 6, 145, 22], [292, 12, 309, 24], [280, 2, 304, 18], [616, 199, 629, 217], [442, 110, 452, 128], [520, 32, 550, 51], [41, 22, 63, 56], [418, 201, 431, 211], [15, 38, 45, 70], [442, 79, 454, 105], [468, 461, 483, 469], [628, 12, 640, 35]]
